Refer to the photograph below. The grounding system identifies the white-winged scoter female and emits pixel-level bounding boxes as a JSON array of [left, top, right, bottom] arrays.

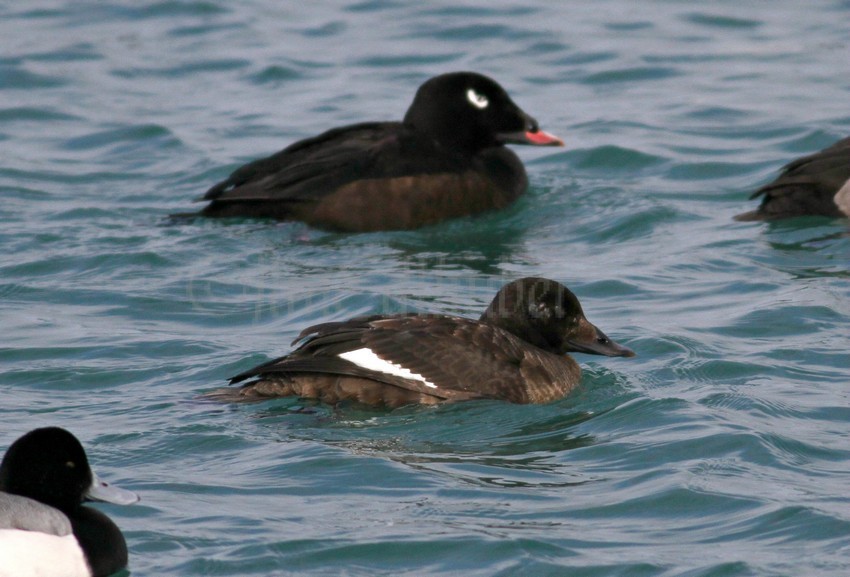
[[0, 427, 139, 577], [211, 277, 634, 407], [735, 136, 850, 221], [192, 72, 564, 231]]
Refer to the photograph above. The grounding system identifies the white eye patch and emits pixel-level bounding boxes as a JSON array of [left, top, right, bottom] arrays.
[[466, 88, 489, 110], [339, 348, 438, 388]]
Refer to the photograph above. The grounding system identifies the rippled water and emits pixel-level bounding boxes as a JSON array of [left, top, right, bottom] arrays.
[[2, 1, 849, 576]]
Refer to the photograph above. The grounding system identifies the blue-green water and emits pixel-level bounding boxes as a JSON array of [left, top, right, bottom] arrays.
[[2, 1, 849, 575]]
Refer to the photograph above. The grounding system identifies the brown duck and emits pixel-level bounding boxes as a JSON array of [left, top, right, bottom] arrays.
[[210, 277, 634, 407]]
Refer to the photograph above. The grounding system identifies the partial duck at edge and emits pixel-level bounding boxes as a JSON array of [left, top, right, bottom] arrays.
[[0, 427, 138, 577], [735, 136, 850, 221]]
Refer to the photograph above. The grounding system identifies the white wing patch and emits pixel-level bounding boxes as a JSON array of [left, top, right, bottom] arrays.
[[339, 348, 437, 388], [833, 177, 850, 217], [466, 88, 489, 109]]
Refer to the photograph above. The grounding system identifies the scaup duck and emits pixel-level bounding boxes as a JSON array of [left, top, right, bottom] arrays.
[[0, 427, 139, 577], [192, 72, 564, 231], [210, 277, 634, 407], [735, 136, 850, 221]]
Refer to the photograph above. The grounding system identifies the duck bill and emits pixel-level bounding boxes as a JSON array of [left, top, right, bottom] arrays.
[[498, 110, 564, 146], [86, 471, 140, 505], [566, 318, 635, 358], [499, 129, 564, 147]]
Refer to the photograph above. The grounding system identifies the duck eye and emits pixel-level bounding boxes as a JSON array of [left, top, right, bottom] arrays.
[[529, 302, 550, 319], [466, 89, 489, 110], [65, 461, 75, 469]]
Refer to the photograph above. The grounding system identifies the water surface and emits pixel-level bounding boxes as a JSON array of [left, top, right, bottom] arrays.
[[1, 1, 849, 576]]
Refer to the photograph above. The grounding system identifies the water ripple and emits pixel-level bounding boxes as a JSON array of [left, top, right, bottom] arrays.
[[2, 1, 849, 576]]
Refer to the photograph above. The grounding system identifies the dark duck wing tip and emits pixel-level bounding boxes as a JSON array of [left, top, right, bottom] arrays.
[[735, 136, 850, 221]]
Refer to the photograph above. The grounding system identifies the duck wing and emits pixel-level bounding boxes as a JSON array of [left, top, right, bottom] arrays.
[[742, 137, 850, 219], [229, 315, 576, 403], [202, 122, 405, 203]]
